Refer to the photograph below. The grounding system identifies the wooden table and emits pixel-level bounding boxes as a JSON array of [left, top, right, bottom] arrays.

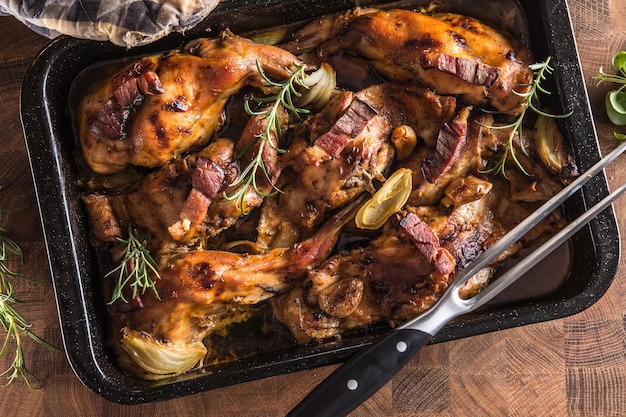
[[0, 0, 624, 415]]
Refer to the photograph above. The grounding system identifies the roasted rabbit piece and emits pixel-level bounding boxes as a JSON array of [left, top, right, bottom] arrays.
[[284, 8, 533, 115], [256, 84, 457, 248], [78, 31, 306, 174], [169, 106, 289, 242], [256, 90, 393, 248], [82, 138, 234, 255], [477, 113, 578, 202], [109, 198, 362, 379], [272, 189, 485, 344], [399, 107, 578, 207], [272, 173, 565, 343], [82, 105, 290, 253], [399, 106, 478, 206]]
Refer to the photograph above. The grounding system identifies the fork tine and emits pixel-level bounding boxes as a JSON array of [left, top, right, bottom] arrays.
[[464, 179, 626, 310]]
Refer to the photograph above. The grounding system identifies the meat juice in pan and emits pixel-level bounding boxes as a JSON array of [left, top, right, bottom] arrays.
[[70, 2, 577, 380]]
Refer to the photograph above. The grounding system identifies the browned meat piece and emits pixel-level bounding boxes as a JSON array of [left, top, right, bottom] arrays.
[[355, 83, 457, 147], [83, 105, 289, 254], [89, 58, 164, 140], [231, 103, 288, 195], [412, 178, 565, 269], [478, 113, 578, 202], [313, 97, 377, 157], [273, 227, 451, 344], [441, 175, 493, 207], [256, 84, 457, 248], [312, 9, 533, 115], [401, 107, 482, 206], [170, 106, 288, 241], [271, 171, 566, 344], [81, 139, 232, 254], [399, 212, 456, 275], [272, 287, 342, 343], [170, 138, 236, 236], [403, 110, 579, 207], [78, 31, 306, 174], [255, 91, 395, 248], [179, 189, 212, 225], [82, 161, 193, 254], [109, 198, 361, 377], [193, 157, 228, 201], [81, 194, 124, 245], [422, 106, 472, 183], [411, 185, 513, 271]]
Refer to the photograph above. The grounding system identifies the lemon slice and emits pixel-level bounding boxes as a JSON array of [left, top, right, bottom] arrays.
[[355, 168, 412, 230]]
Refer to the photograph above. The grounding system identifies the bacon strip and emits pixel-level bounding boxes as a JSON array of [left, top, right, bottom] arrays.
[[180, 189, 212, 225], [179, 157, 228, 224], [399, 212, 456, 275], [421, 107, 471, 183], [314, 97, 377, 157], [421, 53, 499, 87], [192, 157, 226, 200], [90, 63, 163, 140]]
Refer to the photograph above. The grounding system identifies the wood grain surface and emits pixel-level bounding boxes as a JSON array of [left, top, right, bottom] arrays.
[[0, 0, 624, 415]]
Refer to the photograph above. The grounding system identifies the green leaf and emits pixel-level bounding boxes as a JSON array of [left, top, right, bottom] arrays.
[[106, 225, 161, 304], [612, 51, 626, 73], [481, 56, 570, 179], [614, 131, 626, 140], [224, 61, 309, 214], [606, 90, 626, 125]]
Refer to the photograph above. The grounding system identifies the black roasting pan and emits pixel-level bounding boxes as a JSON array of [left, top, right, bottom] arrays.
[[19, 0, 620, 404]]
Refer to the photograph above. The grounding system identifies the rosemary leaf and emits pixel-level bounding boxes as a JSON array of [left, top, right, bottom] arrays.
[[224, 61, 310, 214], [0, 204, 59, 388], [106, 225, 161, 304], [483, 56, 572, 178]]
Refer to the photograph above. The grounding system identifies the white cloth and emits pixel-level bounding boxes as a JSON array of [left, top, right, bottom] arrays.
[[0, 0, 220, 47]]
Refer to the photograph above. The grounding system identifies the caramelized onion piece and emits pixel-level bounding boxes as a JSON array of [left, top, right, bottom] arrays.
[[120, 328, 207, 379], [355, 168, 412, 230], [220, 240, 268, 254], [534, 114, 578, 178], [299, 63, 337, 110]]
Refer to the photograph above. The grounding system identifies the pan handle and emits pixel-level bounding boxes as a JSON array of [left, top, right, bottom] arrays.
[[285, 328, 434, 417]]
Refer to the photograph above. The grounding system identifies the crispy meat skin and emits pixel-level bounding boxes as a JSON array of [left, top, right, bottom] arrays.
[[109, 199, 361, 374], [255, 84, 456, 248], [316, 9, 534, 115], [75, 9, 579, 379], [256, 92, 395, 248], [78, 32, 305, 174]]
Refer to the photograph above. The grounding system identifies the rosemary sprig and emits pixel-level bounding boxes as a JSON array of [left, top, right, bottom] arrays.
[[484, 56, 572, 178], [224, 61, 310, 213], [0, 205, 59, 387], [106, 225, 161, 304]]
